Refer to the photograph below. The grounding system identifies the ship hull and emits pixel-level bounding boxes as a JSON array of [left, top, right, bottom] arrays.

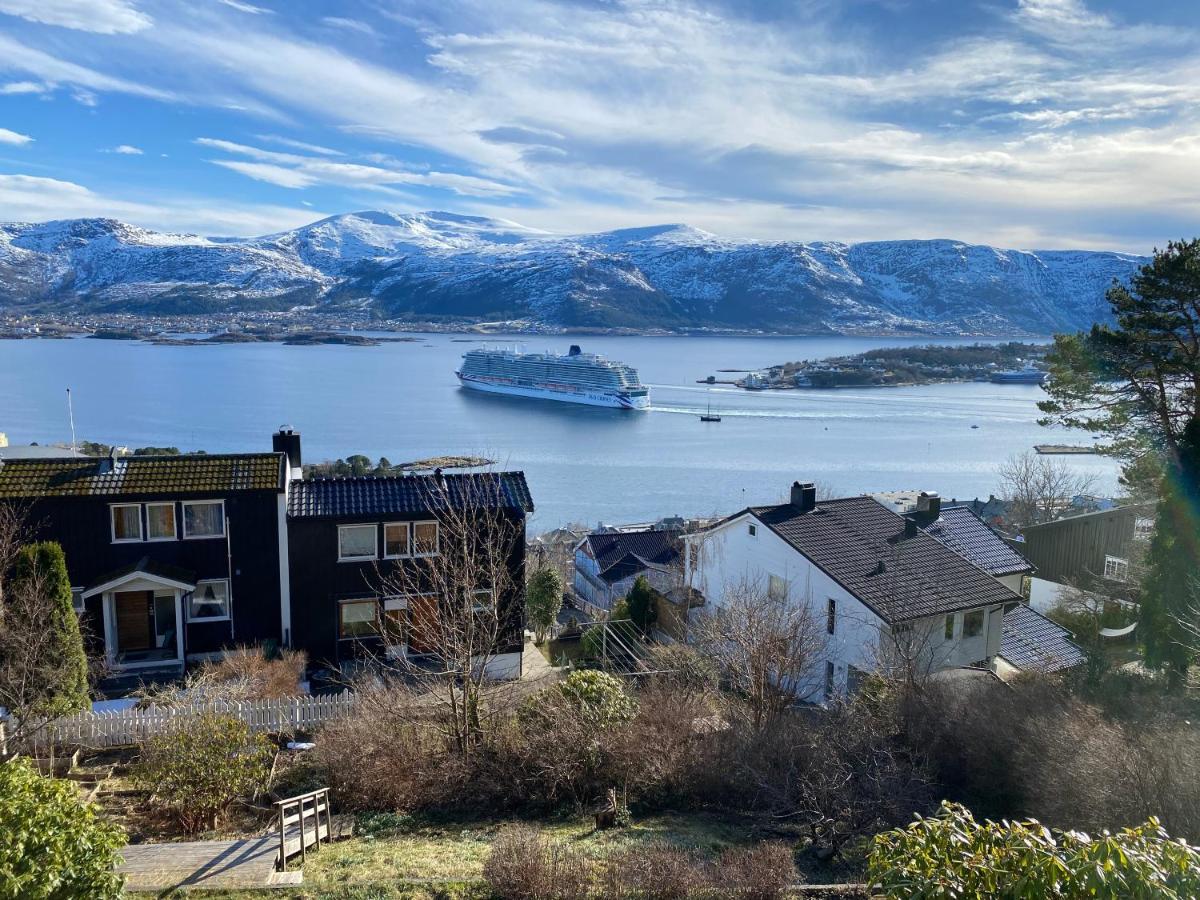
[[457, 373, 650, 409]]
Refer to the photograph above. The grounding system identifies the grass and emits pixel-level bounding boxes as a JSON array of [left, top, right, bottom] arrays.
[[177, 810, 762, 899]]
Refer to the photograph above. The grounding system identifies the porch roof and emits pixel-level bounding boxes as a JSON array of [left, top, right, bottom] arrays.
[[83, 556, 198, 598]]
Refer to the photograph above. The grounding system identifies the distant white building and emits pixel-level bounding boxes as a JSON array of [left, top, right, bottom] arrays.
[[683, 482, 1077, 703]]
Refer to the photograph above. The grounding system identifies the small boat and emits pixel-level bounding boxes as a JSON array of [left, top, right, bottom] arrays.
[[971, 424, 980, 429], [700, 397, 721, 422]]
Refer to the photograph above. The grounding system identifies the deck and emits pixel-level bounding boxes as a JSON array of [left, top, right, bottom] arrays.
[[117, 821, 331, 892]]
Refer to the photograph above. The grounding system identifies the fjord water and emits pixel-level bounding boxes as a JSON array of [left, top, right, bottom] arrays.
[[0, 333, 1119, 528]]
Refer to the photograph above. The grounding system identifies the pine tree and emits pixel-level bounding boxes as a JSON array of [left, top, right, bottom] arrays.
[[8, 542, 90, 717], [624, 576, 658, 633], [525, 565, 564, 644]]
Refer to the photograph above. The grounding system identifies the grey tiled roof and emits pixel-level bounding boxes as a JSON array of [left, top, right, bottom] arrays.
[[287, 471, 533, 518], [1000, 604, 1087, 673], [750, 496, 1021, 623], [0, 454, 286, 497], [922, 506, 1033, 577], [586, 529, 681, 576]]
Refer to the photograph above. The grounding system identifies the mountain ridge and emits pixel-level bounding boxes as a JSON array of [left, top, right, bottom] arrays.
[[0, 211, 1146, 334]]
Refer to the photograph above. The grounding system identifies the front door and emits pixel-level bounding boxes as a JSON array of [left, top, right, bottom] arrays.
[[408, 595, 439, 655], [115, 591, 153, 652]]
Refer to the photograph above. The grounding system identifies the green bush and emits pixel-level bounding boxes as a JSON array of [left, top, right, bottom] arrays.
[[526, 566, 564, 644], [132, 712, 274, 832], [555, 669, 637, 726], [868, 801, 1200, 899], [0, 757, 125, 900]]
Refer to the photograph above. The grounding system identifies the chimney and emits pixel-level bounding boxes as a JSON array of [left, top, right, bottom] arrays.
[[790, 481, 817, 512], [916, 491, 941, 520], [904, 517, 919, 538], [272, 427, 302, 481]]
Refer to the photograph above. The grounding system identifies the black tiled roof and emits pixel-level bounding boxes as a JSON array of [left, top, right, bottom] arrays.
[[921, 506, 1033, 577], [749, 496, 1021, 623], [586, 529, 681, 576], [0, 454, 286, 498], [1000, 604, 1086, 673], [287, 471, 534, 518]]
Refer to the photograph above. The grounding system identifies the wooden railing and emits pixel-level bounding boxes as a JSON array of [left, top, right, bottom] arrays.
[[275, 787, 332, 866]]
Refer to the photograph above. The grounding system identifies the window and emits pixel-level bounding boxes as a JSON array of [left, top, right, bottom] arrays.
[[71, 587, 85, 614], [1134, 517, 1154, 540], [825, 660, 835, 698], [767, 574, 787, 601], [339, 599, 379, 639], [471, 588, 495, 613], [182, 500, 225, 539], [944, 614, 956, 640], [146, 502, 177, 541], [1104, 555, 1130, 581], [963, 609, 985, 638], [110, 504, 142, 542], [412, 521, 439, 556], [188, 580, 230, 622], [338, 524, 377, 561], [383, 522, 410, 558], [748, 523, 758, 537], [827, 598, 837, 635]]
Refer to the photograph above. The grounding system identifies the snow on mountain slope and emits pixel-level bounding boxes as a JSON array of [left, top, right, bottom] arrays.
[[0, 210, 1146, 332]]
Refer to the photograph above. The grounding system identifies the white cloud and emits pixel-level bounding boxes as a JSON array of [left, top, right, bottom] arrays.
[[0, 127, 34, 145], [320, 17, 375, 37], [0, 33, 173, 101], [255, 134, 343, 156], [0, 80, 47, 94], [217, 0, 271, 14], [108, 144, 143, 154], [0, 172, 322, 235], [0, 0, 150, 34]]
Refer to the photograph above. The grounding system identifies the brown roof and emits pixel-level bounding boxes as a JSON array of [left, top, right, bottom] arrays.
[[748, 496, 1021, 623], [0, 453, 286, 498]]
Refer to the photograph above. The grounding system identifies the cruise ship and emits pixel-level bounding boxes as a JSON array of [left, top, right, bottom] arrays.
[[456, 345, 651, 409], [990, 367, 1047, 385]]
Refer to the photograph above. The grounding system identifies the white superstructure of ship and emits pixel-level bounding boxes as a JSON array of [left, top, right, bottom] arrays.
[[456, 345, 650, 409]]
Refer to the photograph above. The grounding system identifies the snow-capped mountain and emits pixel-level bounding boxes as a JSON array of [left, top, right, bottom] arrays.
[[0, 210, 1146, 333]]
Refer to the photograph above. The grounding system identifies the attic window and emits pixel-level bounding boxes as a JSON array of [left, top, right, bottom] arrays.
[[748, 523, 757, 537]]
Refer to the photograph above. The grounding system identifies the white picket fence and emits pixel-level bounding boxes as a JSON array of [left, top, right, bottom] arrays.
[[21, 693, 356, 750]]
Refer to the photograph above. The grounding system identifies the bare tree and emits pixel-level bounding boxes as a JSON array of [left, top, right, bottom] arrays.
[[365, 473, 528, 755], [691, 576, 829, 730], [997, 451, 1099, 527]]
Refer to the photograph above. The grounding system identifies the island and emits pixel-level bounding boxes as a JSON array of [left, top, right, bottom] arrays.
[[729, 342, 1049, 390]]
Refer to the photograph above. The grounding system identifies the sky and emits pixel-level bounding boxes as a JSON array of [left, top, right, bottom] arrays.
[[0, 0, 1197, 251]]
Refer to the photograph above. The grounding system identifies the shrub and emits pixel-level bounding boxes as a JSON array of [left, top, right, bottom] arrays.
[[867, 801, 1200, 899], [203, 646, 307, 699], [609, 842, 705, 900], [483, 824, 592, 900], [624, 575, 659, 632], [132, 712, 274, 832], [0, 757, 125, 900], [646, 644, 719, 694], [715, 842, 798, 900], [526, 566, 565, 644], [555, 669, 637, 726]]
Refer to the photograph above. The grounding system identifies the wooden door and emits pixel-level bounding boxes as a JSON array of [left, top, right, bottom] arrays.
[[115, 591, 152, 651], [407, 595, 439, 654]]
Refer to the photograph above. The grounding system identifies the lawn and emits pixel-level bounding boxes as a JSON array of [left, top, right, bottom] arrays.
[[177, 810, 771, 899]]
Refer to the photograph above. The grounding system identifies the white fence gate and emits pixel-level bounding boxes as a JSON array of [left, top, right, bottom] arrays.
[[20, 693, 356, 750]]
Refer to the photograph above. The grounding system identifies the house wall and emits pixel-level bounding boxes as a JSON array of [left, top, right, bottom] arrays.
[[287, 509, 527, 668], [685, 513, 884, 703], [1016, 505, 1149, 587], [20, 491, 284, 659]]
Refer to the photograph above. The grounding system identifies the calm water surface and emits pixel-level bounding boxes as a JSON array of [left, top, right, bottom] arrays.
[[0, 334, 1119, 528]]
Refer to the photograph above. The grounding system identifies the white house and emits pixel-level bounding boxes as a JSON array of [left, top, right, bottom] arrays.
[[682, 482, 1028, 703]]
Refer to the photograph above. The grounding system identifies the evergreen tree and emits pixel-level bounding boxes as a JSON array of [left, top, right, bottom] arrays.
[[624, 575, 659, 633], [525, 565, 564, 644], [6, 542, 90, 718], [1040, 240, 1200, 683]]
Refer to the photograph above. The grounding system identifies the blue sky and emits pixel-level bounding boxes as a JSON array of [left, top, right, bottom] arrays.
[[0, 0, 1196, 251]]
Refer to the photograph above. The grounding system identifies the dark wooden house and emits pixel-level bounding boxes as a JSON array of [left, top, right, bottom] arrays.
[[0, 429, 534, 680], [1013, 502, 1155, 589]]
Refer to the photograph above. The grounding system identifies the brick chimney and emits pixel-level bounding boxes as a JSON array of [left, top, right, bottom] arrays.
[[790, 481, 817, 512]]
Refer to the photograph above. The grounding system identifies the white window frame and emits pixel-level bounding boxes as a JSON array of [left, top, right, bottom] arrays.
[[411, 520, 440, 558], [338, 524, 378, 562], [182, 499, 226, 540], [382, 521, 411, 559], [1134, 517, 1154, 539], [145, 501, 178, 542], [1104, 555, 1130, 581], [338, 597, 380, 639], [470, 588, 495, 613], [71, 587, 85, 614], [187, 578, 231, 623], [110, 503, 143, 543]]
